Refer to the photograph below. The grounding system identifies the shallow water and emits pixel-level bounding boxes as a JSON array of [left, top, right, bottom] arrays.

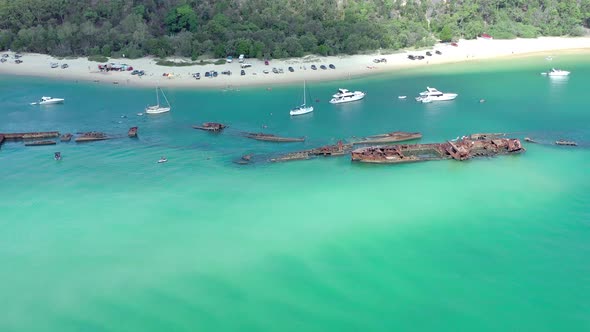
[[1, 53, 589, 331]]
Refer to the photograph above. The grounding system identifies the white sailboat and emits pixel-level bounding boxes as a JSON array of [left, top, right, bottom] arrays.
[[145, 87, 171, 114], [290, 81, 314, 116]]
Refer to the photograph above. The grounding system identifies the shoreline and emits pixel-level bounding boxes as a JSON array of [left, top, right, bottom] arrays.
[[1, 37, 589, 89]]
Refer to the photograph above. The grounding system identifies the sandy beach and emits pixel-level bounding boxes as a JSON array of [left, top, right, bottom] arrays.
[[1, 37, 589, 89]]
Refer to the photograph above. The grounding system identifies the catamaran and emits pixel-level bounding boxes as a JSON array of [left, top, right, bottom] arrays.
[[290, 81, 314, 116], [145, 87, 171, 114]]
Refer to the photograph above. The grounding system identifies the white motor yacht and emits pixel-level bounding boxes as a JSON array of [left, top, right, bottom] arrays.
[[546, 68, 570, 77], [329, 88, 366, 104], [415, 87, 457, 103], [30, 96, 65, 105]]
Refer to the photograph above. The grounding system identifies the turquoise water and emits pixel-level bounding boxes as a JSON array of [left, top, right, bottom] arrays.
[[1, 53, 590, 331]]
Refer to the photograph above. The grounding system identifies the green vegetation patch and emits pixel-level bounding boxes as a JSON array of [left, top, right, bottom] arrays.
[[88, 55, 109, 63]]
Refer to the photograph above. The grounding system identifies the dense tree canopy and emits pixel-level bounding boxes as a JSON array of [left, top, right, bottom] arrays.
[[0, 0, 587, 59]]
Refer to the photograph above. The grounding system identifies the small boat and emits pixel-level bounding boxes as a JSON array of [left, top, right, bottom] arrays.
[[158, 157, 168, 163], [145, 87, 171, 114], [30, 96, 64, 105], [524, 137, 538, 143], [545, 68, 570, 76], [290, 81, 314, 116], [245, 133, 305, 142], [25, 140, 56, 146], [415, 87, 457, 103], [329, 88, 366, 104], [128, 126, 138, 137], [192, 122, 227, 132], [137, 113, 143, 116], [54, 152, 61, 160], [398, 96, 407, 99]]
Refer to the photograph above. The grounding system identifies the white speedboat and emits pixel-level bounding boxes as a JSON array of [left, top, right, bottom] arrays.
[[158, 157, 168, 163], [329, 88, 366, 104], [415, 87, 457, 103], [546, 68, 570, 76], [30, 96, 64, 105], [146, 87, 171, 114], [398, 96, 407, 99], [290, 81, 314, 116]]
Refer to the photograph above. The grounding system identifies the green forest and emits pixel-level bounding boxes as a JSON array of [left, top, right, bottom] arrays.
[[0, 0, 589, 59]]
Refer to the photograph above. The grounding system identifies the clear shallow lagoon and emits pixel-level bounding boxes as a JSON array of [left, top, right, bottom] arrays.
[[1, 53, 589, 331]]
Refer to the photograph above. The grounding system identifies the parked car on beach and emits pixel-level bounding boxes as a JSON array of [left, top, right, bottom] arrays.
[[329, 64, 335, 69], [61, 63, 69, 69], [51, 63, 59, 68], [288, 66, 294, 72], [320, 65, 327, 70], [311, 65, 317, 70], [241, 70, 245, 76]]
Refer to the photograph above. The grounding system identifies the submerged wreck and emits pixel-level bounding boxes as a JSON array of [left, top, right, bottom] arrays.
[[193, 122, 227, 132], [555, 140, 577, 146], [60, 133, 73, 142], [352, 131, 422, 145], [271, 141, 350, 162], [25, 140, 57, 146], [128, 127, 138, 138], [75, 132, 108, 142], [1, 131, 60, 140], [351, 134, 525, 164], [245, 133, 305, 142]]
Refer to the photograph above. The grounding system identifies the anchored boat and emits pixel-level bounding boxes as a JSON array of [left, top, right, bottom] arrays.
[[30, 96, 64, 105]]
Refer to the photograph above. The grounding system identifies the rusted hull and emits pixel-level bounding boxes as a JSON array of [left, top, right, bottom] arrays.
[[75, 132, 108, 142], [1, 131, 60, 140], [193, 123, 227, 132], [25, 140, 56, 146], [352, 132, 422, 145], [60, 134, 72, 142], [75, 137, 109, 142], [352, 137, 525, 164], [128, 127, 138, 138]]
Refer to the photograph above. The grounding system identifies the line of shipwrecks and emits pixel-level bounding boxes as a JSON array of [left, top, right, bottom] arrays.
[[185, 122, 582, 165], [250, 132, 527, 165], [0, 127, 138, 148]]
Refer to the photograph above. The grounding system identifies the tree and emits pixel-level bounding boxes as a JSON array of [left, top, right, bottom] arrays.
[[165, 4, 198, 33], [439, 25, 453, 42]]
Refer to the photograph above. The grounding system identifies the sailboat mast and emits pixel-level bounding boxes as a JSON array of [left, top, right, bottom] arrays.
[[156, 87, 160, 106], [303, 81, 306, 105]]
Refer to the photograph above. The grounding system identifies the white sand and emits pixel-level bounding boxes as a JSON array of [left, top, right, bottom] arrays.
[[1, 37, 589, 89]]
